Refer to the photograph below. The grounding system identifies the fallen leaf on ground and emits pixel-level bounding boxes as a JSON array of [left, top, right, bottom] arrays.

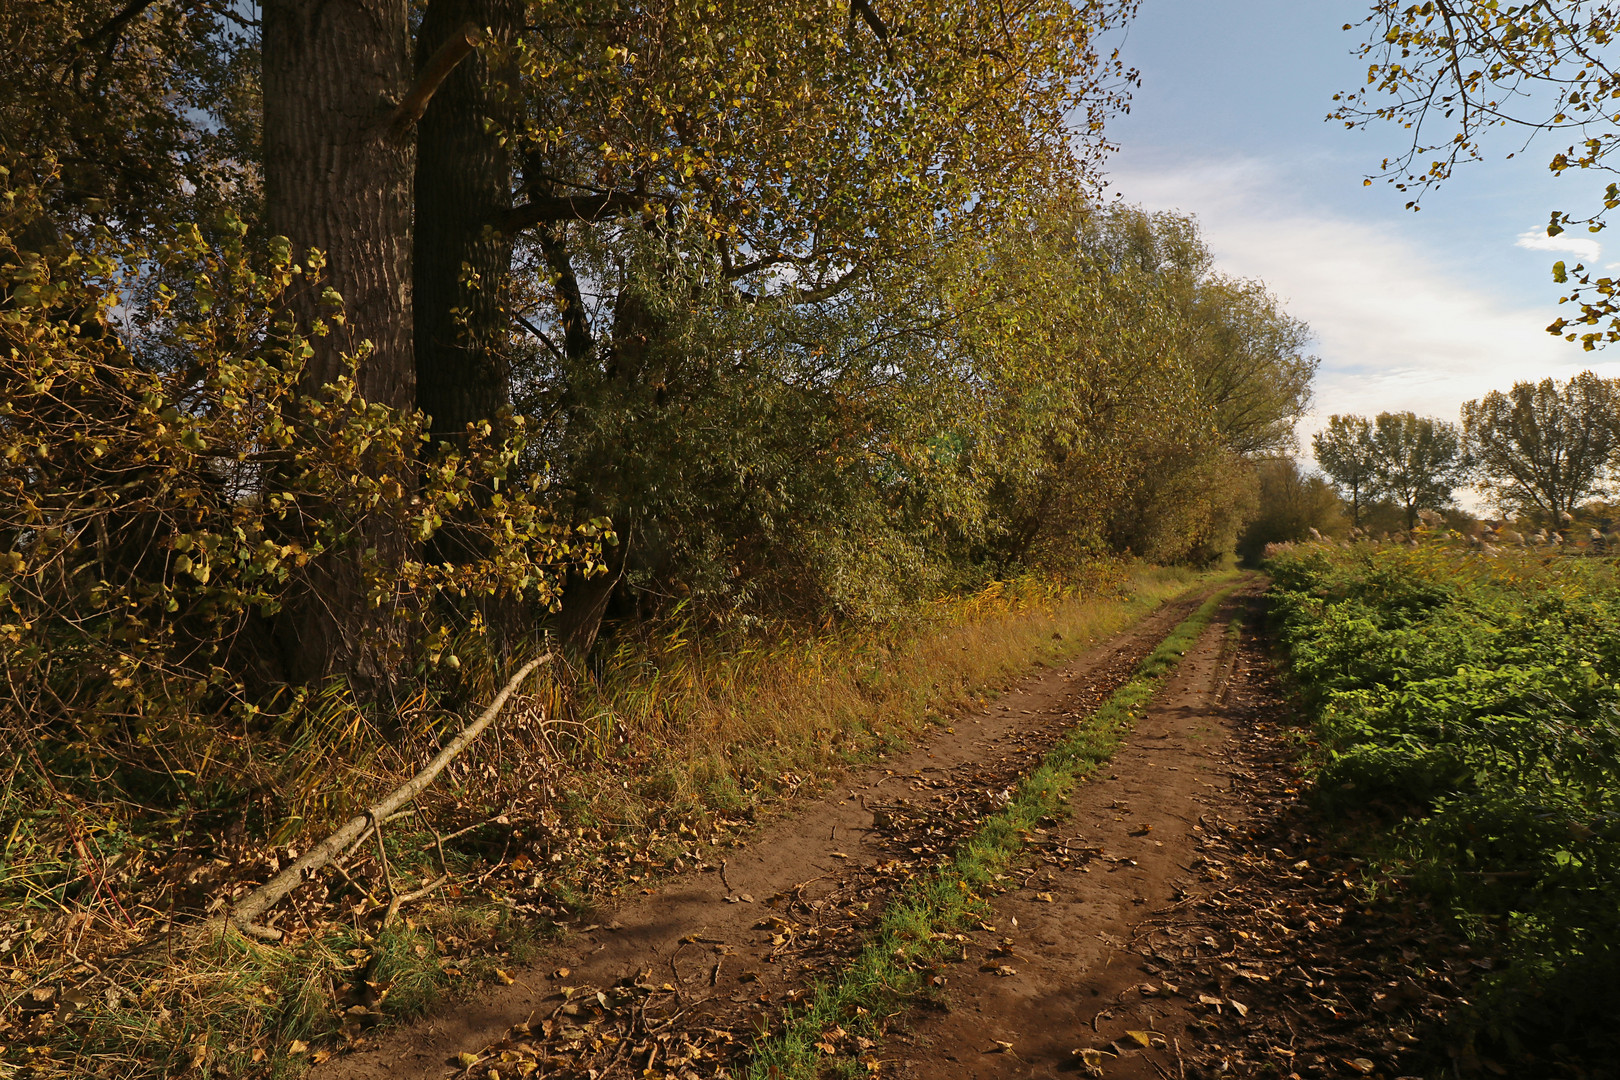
[[1074, 1047, 1110, 1077]]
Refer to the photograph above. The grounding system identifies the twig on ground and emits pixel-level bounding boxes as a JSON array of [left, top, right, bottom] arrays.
[[219, 654, 552, 935], [384, 874, 449, 925]]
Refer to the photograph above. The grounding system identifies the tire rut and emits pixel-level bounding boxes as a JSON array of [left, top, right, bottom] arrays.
[[315, 585, 1225, 1080]]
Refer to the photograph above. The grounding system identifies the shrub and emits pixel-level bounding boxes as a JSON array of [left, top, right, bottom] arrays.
[[1268, 542, 1620, 1051], [0, 161, 595, 810]]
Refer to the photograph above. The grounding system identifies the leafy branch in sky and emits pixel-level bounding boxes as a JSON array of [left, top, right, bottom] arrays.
[[1336, 1, 1620, 347]]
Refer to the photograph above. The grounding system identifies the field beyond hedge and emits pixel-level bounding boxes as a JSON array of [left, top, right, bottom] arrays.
[[1267, 541, 1620, 1060]]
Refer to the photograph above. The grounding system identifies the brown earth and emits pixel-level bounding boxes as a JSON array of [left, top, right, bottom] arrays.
[[315, 586, 1221, 1080], [882, 583, 1255, 1080], [882, 587, 1478, 1080], [317, 580, 1492, 1080]]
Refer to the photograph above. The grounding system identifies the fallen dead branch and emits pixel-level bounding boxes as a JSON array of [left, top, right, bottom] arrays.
[[220, 653, 554, 938]]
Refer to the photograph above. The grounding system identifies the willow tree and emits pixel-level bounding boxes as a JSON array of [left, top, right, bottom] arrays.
[[9, 0, 1147, 667], [968, 204, 1308, 569], [484, 0, 1140, 650]]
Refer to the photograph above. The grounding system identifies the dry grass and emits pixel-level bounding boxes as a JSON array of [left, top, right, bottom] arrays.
[[0, 561, 1210, 1078], [560, 564, 1206, 825]]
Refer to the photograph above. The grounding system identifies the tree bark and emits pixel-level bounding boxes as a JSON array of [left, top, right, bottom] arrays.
[[263, 0, 415, 409], [262, 0, 415, 683], [414, 0, 520, 444], [533, 224, 624, 656]]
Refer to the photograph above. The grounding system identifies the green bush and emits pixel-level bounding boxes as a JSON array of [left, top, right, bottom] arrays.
[[0, 161, 596, 812], [1268, 542, 1620, 1052]]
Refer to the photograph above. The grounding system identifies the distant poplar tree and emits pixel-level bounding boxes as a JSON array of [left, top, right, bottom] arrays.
[[1313, 415, 1379, 527], [1462, 372, 1620, 523]]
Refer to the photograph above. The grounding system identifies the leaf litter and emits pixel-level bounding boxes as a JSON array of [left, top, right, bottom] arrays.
[[428, 633, 1166, 1078]]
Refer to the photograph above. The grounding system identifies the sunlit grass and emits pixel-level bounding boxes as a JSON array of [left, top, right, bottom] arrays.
[[1, 562, 1216, 1078]]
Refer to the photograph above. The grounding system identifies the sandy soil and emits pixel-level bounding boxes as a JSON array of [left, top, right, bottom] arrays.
[[316, 587, 1217, 1080], [318, 578, 1484, 1080], [883, 586, 1254, 1079], [882, 586, 1478, 1080]]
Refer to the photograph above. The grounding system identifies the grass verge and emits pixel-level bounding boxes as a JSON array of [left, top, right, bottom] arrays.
[[743, 577, 1243, 1080], [0, 565, 1214, 1079]]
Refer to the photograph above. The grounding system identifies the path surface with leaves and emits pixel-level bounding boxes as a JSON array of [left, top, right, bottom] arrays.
[[317, 585, 1479, 1080]]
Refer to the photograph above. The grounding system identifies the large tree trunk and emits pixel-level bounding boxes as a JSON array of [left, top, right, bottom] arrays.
[[263, 0, 415, 409], [262, 0, 416, 683], [414, 0, 519, 443]]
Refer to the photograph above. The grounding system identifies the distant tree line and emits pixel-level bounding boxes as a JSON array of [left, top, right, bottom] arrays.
[[1304, 373, 1620, 535]]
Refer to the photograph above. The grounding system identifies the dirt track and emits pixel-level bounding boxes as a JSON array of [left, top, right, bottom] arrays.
[[317, 586, 1216, 1080], [316, 579, 1475, 1080], [885, 583, 1251, 1079]]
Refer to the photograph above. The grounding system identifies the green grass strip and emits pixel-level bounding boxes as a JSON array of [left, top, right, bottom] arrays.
[[743, 579, 1242, 1080]]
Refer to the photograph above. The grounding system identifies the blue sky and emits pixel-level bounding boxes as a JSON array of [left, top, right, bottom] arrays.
[[1100, 0, 1620, 465]]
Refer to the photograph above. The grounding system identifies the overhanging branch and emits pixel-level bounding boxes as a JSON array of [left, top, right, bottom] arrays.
[[503, 192, 649, 230], [849, 0, 889, 43], [67, 0, 159, 58], [795, 266, 862, 304], [389, 21, 485, 135]]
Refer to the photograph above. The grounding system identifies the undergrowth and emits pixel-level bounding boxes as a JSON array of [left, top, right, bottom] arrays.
[[0, 563, 1207, 1079], [743, 577, 1241, 1080], [1267, 541, 1620, 1063]]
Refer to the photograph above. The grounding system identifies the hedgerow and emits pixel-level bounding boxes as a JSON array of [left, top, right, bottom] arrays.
[[1268, 542, 1620, 1053]]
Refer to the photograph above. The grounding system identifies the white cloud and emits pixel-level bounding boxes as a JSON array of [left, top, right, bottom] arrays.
[[1105, 153, 1620, 512], [1515, 228, 1602, 263], [1107, 155, 1620, 416]]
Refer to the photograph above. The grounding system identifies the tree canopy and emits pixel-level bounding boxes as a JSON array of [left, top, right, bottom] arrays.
[[1313, 414, 1381, 527], [1462, 371, 1620, 521], [1313, 411, 1468, 530], [0, 0, 1318, 823]]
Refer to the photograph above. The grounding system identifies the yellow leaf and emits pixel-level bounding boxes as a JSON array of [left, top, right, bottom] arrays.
[[1073, 1047, 1109, 1077]]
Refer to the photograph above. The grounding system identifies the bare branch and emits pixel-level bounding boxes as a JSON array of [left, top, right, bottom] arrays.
[[67, 0, 160, 58], [849, 0, 889, 44], [794, 266, 862, 304], [221, 653, 552, 934], [389, 21, 485, 135], [503, 192, 650, 230]]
